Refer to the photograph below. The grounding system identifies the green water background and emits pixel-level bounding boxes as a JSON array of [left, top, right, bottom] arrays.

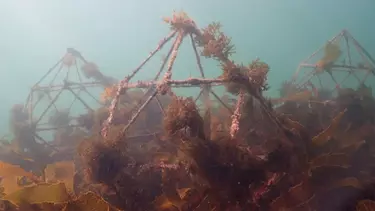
[[0, 0, 374, 136]]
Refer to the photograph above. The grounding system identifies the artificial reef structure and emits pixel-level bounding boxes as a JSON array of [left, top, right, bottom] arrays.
[[0, 11, 375, 211]]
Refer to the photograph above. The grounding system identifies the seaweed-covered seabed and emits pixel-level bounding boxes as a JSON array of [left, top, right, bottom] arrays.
[[1, 11, 375, 211]]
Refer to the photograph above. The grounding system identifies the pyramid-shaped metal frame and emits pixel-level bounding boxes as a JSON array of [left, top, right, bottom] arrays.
[[291, 29, 375, 94], [101, 12, 234, 138]]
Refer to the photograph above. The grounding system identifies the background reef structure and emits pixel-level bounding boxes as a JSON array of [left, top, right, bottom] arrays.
[[290, 29, 375, 98], [6, 48, 120, 165], [24, 48, 110, 135]]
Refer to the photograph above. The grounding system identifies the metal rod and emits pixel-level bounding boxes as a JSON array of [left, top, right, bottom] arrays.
[[33, 57, 64, 87], [29, 90, 45, 114], [130, 30, 177, 81], [66, 87, 94, 111], [346, 31, 375, 73], [194, 89, 203, 103], [46, 92, 59, 111], [210, 90, 233, 114], [68, 89, 82, 111], [154, 95, 166, 116], [343, 33, 361, 83], [34, 133, 60, 152], [83, 87, 104, 106], [28, 90, 34, 124], [120, 90, 158, 136], [35, 88, 64, 124], [190, 34, 205, 78], [300, 63, 370, 71], [35, 83, 103, 91], [35, 124, 81, 131], [49, 64, 64, 86], [75, 61, 83, 82]]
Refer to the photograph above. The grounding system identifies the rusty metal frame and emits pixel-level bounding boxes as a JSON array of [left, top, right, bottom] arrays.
[[102, 23, 234, 138], [24, 48, 106, 141], [291, 29, 375, 95]]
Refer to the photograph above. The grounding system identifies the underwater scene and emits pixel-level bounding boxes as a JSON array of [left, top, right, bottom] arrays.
[[1, 2, 375, 211]]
